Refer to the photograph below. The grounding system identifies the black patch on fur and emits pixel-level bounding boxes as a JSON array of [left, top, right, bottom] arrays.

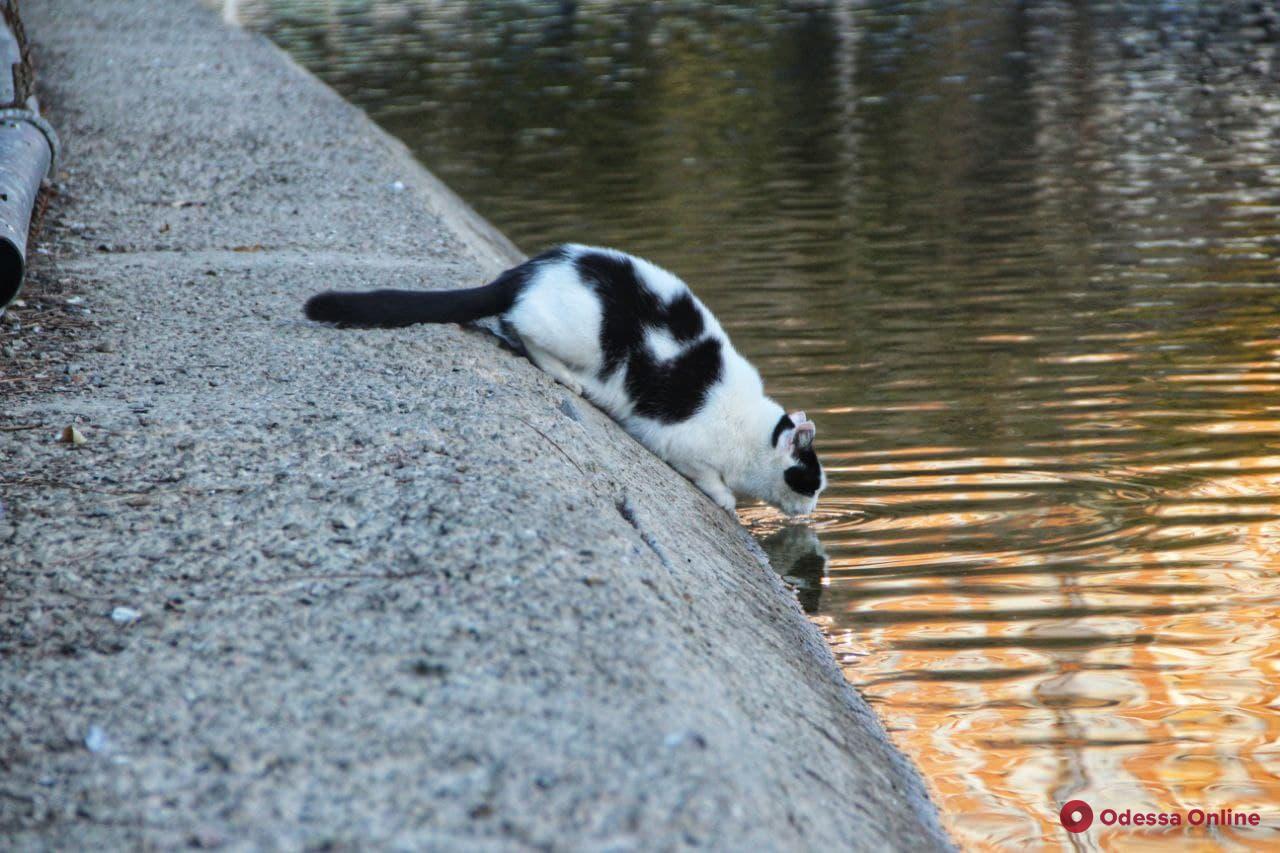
[[576, 251, 655, 376], [665, 293, 705, 341], [304, 247, 566, 328], [784, 447, 822, 497], [627, 337, 723, 422], [574, 250, 722, 423], [771, 414, 795, 448]]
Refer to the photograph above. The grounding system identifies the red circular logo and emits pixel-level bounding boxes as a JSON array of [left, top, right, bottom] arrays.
[[1060, 799, 1094, 833]]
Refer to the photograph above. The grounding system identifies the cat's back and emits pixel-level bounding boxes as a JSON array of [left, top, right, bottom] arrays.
[[509, 245, 734, 415], [515, 244, 687, 313], [556, 244, 690, 303]]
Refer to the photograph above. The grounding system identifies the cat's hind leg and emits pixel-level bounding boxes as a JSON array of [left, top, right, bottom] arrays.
[[524, 342, 584, 396]]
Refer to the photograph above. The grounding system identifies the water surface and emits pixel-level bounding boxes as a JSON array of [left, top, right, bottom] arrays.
[[237, 2, 1280, 847]]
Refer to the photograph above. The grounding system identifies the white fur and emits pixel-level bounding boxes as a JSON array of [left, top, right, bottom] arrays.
[[506, 245, 825, 516], [644, 327, 683, 362]]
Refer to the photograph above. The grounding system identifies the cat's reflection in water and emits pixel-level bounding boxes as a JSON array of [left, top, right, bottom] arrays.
[[760, 524, 827, 614]]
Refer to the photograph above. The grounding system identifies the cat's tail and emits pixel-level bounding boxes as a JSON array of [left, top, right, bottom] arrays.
[[304, 265, 528, 328]]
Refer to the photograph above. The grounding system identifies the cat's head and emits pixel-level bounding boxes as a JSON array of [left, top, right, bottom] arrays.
[[765, 410, 826, 516]]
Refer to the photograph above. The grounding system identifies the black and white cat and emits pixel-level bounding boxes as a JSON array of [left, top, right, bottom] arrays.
[[305, 244, 824, 516]]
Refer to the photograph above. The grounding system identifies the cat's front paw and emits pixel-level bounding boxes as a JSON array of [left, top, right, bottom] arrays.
[[693, 473, 737, 515]]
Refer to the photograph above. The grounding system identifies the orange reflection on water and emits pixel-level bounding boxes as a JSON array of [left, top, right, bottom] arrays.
[[810, 453, 1280, 851]]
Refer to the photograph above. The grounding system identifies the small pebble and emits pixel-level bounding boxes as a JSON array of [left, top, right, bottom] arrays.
[[59, 425, 87, 446], [110, 606, 142, 625], [558, 399, 582, 422], [84, 725, 109, 753]]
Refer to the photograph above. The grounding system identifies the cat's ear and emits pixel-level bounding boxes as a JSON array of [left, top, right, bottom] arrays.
[[793, 421, 816, 452], [789, 410, 807, 426]]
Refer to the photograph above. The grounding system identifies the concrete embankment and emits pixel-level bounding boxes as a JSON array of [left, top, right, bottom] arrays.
[[0, 1, 952, 849]]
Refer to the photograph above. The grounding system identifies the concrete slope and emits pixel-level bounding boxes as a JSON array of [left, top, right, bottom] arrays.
[[0, 1, 952, 849]]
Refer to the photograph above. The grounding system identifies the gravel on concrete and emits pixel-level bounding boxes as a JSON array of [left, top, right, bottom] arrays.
[[0, 1, 952, 849]]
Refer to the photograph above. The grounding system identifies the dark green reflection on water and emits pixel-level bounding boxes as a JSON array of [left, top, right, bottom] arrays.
[[238, 2, 1280, 847]]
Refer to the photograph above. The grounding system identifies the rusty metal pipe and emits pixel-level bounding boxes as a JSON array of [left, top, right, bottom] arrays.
[[0, 0, 57, 311]]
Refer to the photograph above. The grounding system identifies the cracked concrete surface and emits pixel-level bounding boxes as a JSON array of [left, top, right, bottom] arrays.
[[0, 1, 952, 849]]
